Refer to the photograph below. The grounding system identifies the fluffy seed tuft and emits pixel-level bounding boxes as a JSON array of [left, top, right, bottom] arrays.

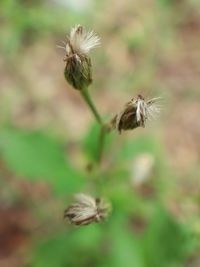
[[64, 193, 110, 226]]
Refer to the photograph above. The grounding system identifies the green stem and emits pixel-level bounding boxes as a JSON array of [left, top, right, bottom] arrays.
[[81, 86, 103, 125], [81, 87, 112, 164], [97, 125, 106, 163]]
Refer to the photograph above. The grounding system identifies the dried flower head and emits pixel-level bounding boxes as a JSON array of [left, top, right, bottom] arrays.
[[64, 193, 110, 226], [59, 25, 100, 90], [111, 95, 160, 133]]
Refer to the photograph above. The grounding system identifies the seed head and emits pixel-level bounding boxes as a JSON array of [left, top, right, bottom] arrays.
[[111, 95, 161, 133], [59, 25, 100, 90], [64, 193, 110, 226], [66, 25, 100, 55]]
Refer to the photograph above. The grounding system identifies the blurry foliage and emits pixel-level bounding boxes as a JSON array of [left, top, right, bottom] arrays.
[[82, 122, 114, 162], [142, 208, 194, 267], [0, 0, 200, 267], [0, 127, 196, 267], [0, 128, 85, 195], [30, 208, 194, 267], [0, 0, 93, 55]]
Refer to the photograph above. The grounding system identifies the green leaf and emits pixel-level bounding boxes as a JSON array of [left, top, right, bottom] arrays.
[[0, 128, 84, 195], [142, 207, 192, 267], [31, 230, 71, 267], [31, 225, 103, 267], [106, 214, 144, 267]]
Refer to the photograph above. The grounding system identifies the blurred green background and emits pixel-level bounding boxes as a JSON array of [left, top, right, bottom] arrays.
[[0, 0, 200, 266]]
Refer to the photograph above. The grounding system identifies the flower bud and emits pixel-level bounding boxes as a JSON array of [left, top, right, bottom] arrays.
[[64, 54, 92, 90], [59, 25, 100, 90]]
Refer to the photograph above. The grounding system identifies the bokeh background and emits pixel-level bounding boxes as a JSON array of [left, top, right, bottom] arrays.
[[0, 0, 200, 266]]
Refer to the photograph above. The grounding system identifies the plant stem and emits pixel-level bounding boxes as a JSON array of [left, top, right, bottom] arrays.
[[81, 86, 112, 164], [81, 86, 103, 125], [97, 125, 106, 163]]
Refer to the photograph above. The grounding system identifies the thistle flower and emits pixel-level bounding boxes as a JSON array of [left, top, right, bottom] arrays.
[[59, 25, 100, 90], [111, 95, 160, 133], [64, 193, 110, 226]]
